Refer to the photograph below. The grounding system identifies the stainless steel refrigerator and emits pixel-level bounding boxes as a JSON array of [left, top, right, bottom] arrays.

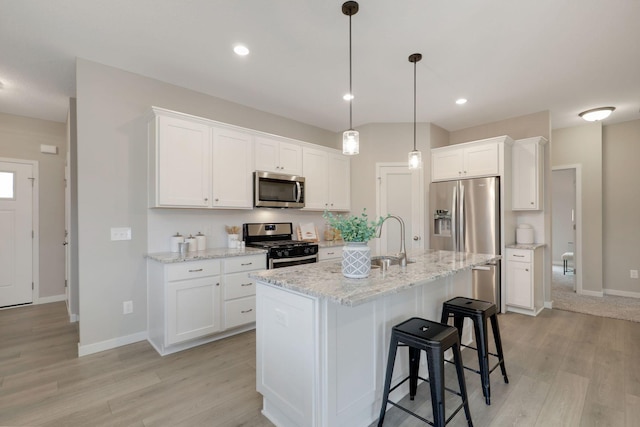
[[430, 177, 500, 308]]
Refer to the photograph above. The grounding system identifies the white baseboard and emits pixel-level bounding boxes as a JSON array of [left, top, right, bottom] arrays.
[[579, 289, 604, 297], [37, 294, 66, 304], [544, 300, 553, 309], [78, 331, 148, 357], [604, 288, 640, 299]]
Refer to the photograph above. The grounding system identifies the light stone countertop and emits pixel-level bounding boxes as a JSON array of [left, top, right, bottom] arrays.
[[147, 247, 267, 263], [317, 240, 345, 248], [506, 243, 547, 250], [249, 249, 500, 307]]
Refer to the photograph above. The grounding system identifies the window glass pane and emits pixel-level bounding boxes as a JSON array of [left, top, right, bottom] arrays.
[[0, 171, 15, 199]]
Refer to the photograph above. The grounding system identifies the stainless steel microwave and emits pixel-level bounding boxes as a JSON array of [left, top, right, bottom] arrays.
[[254, 171, 305, 208]]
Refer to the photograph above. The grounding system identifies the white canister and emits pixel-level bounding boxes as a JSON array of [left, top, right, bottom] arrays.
[[195, 232, 207, 251], [185, 235, 197, 252], [228, 234, 239, 249], [516, 224, 534, 244], [170, 232, 184, 253]]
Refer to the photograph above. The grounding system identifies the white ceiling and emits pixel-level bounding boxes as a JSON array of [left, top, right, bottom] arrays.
[[1, 0, 639, 132]]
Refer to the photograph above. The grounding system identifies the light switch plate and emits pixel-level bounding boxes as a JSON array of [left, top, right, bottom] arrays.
[[111, 227, 132, 241], [631, 270, 638, 279]]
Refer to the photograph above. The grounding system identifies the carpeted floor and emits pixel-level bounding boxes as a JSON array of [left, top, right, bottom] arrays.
[[551, 265, 640, 322]]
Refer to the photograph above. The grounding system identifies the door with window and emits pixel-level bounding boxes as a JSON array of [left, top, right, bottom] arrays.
[[0, 160, 34, 307]]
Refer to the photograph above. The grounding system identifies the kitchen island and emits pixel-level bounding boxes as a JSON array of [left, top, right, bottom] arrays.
[[250, 249, 499, 427]]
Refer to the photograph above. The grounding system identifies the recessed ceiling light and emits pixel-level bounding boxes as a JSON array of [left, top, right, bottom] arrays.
[[343, 93, 354, 101], [233, 45, 250, 56], [455, 98, 467, 105], [579, 106, 615, 121]]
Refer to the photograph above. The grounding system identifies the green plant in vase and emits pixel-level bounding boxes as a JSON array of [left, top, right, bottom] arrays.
[[323, 209, 386, 242]]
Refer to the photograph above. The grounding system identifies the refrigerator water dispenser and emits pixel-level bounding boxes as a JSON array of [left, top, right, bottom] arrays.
[[433, 210, 452, 236]]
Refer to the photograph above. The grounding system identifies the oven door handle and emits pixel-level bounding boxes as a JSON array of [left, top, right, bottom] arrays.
[[269, 254, 318, 268]]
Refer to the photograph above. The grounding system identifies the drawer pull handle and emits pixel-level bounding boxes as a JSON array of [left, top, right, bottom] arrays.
[[188, 268, 204, 272], [513, 255, 525, 258], [241, 262, 253, 266], [241, 309, 253, 314], [327, 252, 335, 255], [241, 283, 253, 287]]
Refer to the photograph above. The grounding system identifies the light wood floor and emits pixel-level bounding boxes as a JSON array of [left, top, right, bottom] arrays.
[[1, 302, 639, 426]]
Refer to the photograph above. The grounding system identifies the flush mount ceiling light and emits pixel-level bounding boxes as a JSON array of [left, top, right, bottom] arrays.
[[455, 98, 467, 105], [233, 45, 250, 56], [342, 1, 359, 156], [408, 53, 422, 170], [579, 106, 615, 122]]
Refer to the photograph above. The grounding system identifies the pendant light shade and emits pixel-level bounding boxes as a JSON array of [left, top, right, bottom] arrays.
[[342, 1, 359, 155], [408, 53, 422, 169]]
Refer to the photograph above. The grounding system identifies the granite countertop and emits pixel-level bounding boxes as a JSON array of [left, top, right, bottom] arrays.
[[249, 249, 500, 307], [147, 247, 267, 263], [506, 243, 547, 250]]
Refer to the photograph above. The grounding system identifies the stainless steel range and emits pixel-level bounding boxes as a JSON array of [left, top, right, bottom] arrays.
[[243, 222, 318, 269]]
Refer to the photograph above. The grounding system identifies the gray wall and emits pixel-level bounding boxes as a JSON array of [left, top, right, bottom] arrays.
[[75, 59, 337, 350], [349, 122, 431, 238], [603, 119, 640, 295], [0, 112, 67, 300], [552, 122, 603, 294]]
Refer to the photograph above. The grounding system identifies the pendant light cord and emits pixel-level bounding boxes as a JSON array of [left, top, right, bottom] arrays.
[[349, 13, 353, 131], [413, 59, 417, 151]]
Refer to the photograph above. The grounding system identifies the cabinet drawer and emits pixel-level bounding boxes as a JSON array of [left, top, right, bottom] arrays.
[[224, 254, 266, 274], [167, 260, 220, 281], [225, 296, 256, 329], [319, 246, 342, 261], [224, 272, 256, 300], [506, 249, 531, 263]]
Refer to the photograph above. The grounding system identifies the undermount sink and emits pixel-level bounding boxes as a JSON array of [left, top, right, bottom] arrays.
[[371, 256, 415, 268]]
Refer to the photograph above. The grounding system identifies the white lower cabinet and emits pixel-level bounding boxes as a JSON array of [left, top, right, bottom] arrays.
[[505, 246, 543, 316], [148, 253, 266, 355], [318, 246, 342, 261]]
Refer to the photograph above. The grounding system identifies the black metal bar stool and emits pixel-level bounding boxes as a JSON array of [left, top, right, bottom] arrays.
[[440, 297, 509, 405], [378, 317, 473, 427]]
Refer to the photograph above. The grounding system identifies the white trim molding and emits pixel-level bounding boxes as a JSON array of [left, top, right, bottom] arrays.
[[604, 289, 640, 299], [78, 331, 148, 357]]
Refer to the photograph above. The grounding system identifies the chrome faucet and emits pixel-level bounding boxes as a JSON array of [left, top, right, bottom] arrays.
[[377, 215, 407, 267]]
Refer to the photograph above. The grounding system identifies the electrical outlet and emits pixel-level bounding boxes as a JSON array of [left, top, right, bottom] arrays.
[[123, 300, 133, 314], [631, 270, 639, 279], [111, 227, 132, 241]]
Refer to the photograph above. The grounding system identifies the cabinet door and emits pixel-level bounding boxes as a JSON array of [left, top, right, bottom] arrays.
[[211, 128, 254, 208], [327, 153, 350, 211], [431, 148, 463, 181], [157, 116, 210, 207], [302, 147, 329, 210], [278, 141, 303, 175], [254, 137, 280, 173], [506, 261, 533, 309], [512, 141, 539, 210], [166, 276, 221, 345], [463, 143, 498, 177]]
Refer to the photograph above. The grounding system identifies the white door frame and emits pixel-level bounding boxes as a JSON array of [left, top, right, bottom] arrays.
[[0, 157, 39, 306], [552, 164, 582, 295], [375, 162, 425, 256]]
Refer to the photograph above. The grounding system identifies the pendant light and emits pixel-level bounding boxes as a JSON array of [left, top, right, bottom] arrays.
[[408, 53, 422, 169], [342, 1, 359, 155]]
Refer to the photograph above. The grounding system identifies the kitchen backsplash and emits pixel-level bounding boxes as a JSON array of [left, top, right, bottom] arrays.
[[147, 209, 330, 253]]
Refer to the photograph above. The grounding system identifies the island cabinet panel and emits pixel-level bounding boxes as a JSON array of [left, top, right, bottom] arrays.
[[255, 267, 473, 427]]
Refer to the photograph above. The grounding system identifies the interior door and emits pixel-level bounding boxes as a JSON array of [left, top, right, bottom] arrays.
[[376, 163, 424, 256], [0, 160, 34, 307]]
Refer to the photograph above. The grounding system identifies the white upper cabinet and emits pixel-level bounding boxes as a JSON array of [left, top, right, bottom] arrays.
[[211, 127, 254, 209], [150, 114, 211, 207], [254, 136, 302, 175], [432, 141, 499, 181], [302, 147, 351, 211], [512, 136, 547, 210]]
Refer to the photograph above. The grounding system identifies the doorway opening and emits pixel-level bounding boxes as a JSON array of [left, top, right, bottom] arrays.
[[551, 165, 582, 299]]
